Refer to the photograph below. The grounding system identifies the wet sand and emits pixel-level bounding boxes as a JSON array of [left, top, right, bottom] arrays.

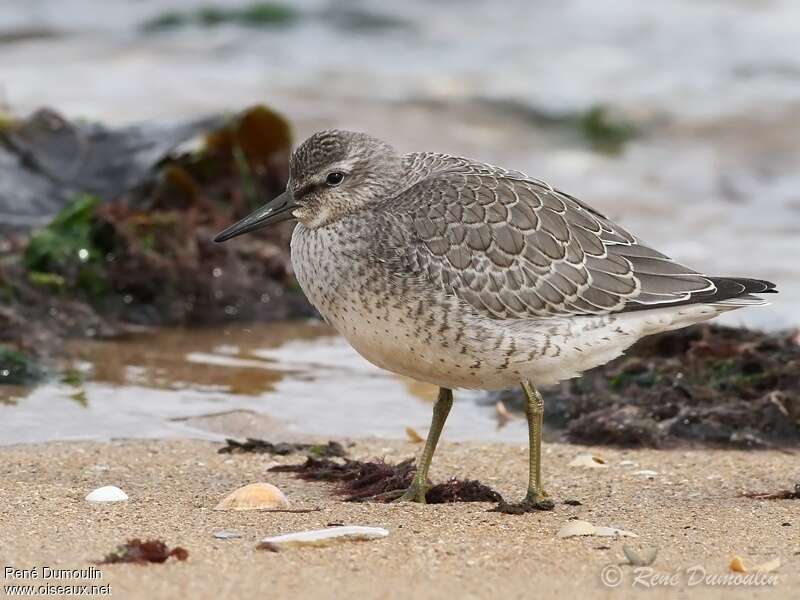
[[1, 437, 798, 599]]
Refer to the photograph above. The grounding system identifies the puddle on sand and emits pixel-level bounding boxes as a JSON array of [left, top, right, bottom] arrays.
[[0, 321, 528, 445]]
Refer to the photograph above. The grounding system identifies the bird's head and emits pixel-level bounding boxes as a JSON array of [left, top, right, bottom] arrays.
[[214, 129, 402, 242]]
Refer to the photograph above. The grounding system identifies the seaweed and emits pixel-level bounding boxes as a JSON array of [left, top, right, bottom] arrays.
[[490, 498, 555, 514], [0, 346, 42, 385], [476, 100, 638, 154], [100, 539, 188, 564], [493, 324, 800, 448], [322, 8, 413, 33], [0, 104, 306, 362], [141, 3, 298, 32], [426, 479, 502, 503], [23, 195, 112, 299], [742, 484, 800, 500], [270, 456, 503, 504], [218, 438, 347, 458], [578, 105, 638, 154]]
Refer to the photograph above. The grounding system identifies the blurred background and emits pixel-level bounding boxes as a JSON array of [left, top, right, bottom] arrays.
[[1, 0, 798, 446]]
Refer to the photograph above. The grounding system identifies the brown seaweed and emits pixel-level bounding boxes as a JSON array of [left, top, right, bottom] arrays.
[[742, 483, 800, 500], [270, 456, 503, 503], [100, 539, 188, 565], [218, 438, 347, 457], [492, 324, 800, 448]]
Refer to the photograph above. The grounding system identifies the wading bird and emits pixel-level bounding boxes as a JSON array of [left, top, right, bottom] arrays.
[[215, 130, 776, 509]]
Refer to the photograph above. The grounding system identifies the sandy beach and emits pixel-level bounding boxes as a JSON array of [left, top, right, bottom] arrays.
[[1, 2, 798, 599], [1, 435, 797, 599]]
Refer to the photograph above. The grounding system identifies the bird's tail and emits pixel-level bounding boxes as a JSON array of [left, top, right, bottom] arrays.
[[704, 277, 777, 308]]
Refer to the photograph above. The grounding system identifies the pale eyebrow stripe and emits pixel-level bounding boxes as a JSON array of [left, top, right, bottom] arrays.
[[307, 158, 359, 184]]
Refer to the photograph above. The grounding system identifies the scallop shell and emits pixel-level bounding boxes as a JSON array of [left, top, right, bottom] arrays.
[[85, 485, 128, 503], [258, 526, 389, 550], [214, 483, 289, 511]]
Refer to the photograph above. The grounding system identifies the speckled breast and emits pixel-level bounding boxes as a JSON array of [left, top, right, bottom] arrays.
[[289, 218, 473, 386]]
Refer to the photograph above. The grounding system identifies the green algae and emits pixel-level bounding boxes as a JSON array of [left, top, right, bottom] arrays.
[[141, 3, 298, 32], [0, 347, 42, 385]]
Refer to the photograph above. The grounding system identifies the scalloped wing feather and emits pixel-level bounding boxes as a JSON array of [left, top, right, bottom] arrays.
[[386, 155, 720, 319]]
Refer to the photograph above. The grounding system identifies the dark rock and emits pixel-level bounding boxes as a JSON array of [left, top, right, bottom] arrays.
[[0, 109, 223, 234]]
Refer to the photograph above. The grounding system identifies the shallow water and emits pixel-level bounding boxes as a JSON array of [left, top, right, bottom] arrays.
[[0, 322, 530, 445]]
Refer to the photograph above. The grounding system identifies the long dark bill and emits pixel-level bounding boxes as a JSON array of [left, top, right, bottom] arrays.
[[214, 190, 298, 242]]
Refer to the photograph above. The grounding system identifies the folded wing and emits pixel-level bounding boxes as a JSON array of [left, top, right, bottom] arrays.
[[386, 161, 774, 320]]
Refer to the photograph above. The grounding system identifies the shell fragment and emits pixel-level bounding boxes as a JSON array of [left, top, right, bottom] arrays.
[[557, 520, 637, 538], [258, 526, 389, 551], [568, 453, 608, 468]]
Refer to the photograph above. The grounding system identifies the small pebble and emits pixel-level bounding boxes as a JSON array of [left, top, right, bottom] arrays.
[[86, 486, 128, 503], [623, 544, 659, 566], [213, 531, 242, 540]]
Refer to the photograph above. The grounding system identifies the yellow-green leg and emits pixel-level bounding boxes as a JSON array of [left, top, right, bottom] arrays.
[[394, 387, 453, 503], [520, 380, 554, 509]]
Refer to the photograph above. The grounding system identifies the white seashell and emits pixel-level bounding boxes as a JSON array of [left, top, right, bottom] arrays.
[[557, 520, 597, 538], [258, 526, 389, 550], [557, 520, 637, 539], [619, 460, 637, 467], [215, 482, 289, 511], [85, 485, 128, 503], [568, 453, 608, 468], [593, 525, 638, 538]]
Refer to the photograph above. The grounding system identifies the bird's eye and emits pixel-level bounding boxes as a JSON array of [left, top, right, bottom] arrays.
[[325, 172, 345, 186]]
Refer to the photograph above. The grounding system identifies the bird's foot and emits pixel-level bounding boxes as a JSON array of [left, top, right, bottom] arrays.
[[490, 489, 554, 514], [366, 480, 428, 503], [523, 488, 553, 507], [372, 481, 428, 504]]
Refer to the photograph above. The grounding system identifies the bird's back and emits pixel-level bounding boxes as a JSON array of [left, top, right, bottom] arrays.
[[382, 151, 775, 320]]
